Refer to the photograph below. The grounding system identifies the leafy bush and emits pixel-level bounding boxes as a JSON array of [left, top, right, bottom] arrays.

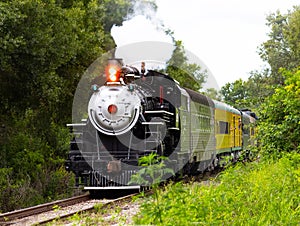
[[0, 168, 43, 212], [258, 68, 300, 158], [134, 153, 300, 225], [129, 153, 174, 186], [0, 111, 74, 212], [0, 0, 158, 211]]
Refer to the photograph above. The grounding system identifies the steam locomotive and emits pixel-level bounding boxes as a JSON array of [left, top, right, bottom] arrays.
[[65, 59, 257, 191]]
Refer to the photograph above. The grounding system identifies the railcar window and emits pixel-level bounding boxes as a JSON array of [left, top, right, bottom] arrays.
[[219, 121, 229, 134], [205, 117, 211, 132]]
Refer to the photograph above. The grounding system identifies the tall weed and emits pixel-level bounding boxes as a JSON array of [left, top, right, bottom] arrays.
[[134, 153, 300, 225]]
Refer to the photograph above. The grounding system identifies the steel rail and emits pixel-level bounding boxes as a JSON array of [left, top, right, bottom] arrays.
[[34, 192, 140, 225], [0, 193, 90, 223]]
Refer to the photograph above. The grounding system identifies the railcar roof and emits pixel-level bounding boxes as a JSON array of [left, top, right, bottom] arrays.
[[184, 88, 214, 107], [213, 99, 241, 115]]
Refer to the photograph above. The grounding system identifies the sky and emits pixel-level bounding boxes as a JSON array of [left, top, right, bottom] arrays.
[[111, 0, 299, 90]]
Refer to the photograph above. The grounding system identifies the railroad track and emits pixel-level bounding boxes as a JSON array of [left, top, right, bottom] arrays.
[[0, 193, 90, 225], [0, 192, 139, 225], [39, 193, 139, 225], [0, 172, 220, 225]]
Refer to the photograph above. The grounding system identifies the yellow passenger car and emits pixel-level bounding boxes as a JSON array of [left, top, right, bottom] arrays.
[[213, 100, 242, 154]]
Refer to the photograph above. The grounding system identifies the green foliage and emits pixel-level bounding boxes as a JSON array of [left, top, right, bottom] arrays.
[[202, 88, 222, 101], [221, 69, 300, 159], [134, 153, 300, 225], [0, 0, 142, 211], [259, 6, 300, 84], [220, 78, 247, 108], [0, 167, 43, 212], [220, 69, 274, 110], [165, 40, 207, 91], [286, 6, 300, 66], [129, 153, 174, 187], [258, 68, 300, 158], [0, 111, 75, 212], [130, 153, 174, 224], [0, 0, 107, 115]]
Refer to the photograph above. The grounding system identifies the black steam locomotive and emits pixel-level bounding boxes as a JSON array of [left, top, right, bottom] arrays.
[[65, 59, 257, 191]]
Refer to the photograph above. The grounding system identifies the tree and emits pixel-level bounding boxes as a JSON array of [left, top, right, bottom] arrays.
[[258, 68, 300, 157], [219, 6, 300, 160], [259, 6, 300, 85], [220, 79, 247, 108], [244, 69, 274, 109], [220, 7, 300, 111], [221, 69, 275, 109], [202, 88, 222, 101], [0, 0, 149, 211], [165, 40, 207, 91]]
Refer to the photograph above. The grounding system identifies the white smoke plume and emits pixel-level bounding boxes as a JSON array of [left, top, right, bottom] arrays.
[[126, 0, 174, 40]]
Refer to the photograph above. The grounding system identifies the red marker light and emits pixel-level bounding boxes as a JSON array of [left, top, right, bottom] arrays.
[[108, 104, 118, 114], [106, 65, 120, 82]]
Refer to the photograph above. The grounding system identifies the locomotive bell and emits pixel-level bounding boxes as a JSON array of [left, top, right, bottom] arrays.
[[88, 85, 141, 135]]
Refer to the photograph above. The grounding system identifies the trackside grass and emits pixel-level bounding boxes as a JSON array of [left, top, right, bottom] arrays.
[[133, 153, 300, 225]]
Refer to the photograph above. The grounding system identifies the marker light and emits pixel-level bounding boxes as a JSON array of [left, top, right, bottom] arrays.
[[92, 84, 99, 92], [106, 65, 120, 82], [108, 104, 118, 114]]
